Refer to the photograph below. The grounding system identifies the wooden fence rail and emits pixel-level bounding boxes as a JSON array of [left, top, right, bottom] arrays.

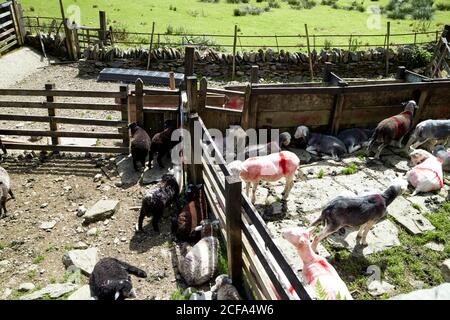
[[0, 84, 130, 154]]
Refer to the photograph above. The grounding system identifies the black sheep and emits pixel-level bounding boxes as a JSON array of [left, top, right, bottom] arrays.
[[89, 257, 147, 300], [129, 122, 151, 171], [148, 120, 179, 169], [171, 184, 207, 242], [137, 173, 180, 232]]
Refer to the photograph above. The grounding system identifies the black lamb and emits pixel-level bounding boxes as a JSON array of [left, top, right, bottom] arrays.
[[129, 122, 151, 171], [171, 184, 208, 242], [148, 120, 179, 169], [89, 257, 147, 300], [137, 173, 180, 232]]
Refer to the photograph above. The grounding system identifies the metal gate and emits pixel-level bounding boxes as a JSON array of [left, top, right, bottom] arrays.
[[0, 0, 24, 56]]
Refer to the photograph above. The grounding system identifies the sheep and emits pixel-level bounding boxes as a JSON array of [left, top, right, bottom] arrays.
[[228, 150, 300, 204], [128, 122, 151, 171], [0, 166, 14, 219], [148, 120, 179, 169], [407, 149, 444, 196], [0, 137, 6, 159], [337, 128, 374, 154], [279, 132, 292, 148], [433, 145, 450, 171], [309, 179, 408, 252], [179, 219, 220, 286], [89, 257, 147, 300], [171, 184, 207, 242], [136, 173, 179, 232], [282, 227, 353, 300], [405, 119, 450, 150], [294, 126, 347, 160], [211, 274, 241, 300], [366, 100, 418, 159]]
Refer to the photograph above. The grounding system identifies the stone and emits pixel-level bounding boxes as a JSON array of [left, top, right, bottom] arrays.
[[366, 266, 395, 296], [189, 291, 214, 300], [20, 283, 78, 300], [441, 259, 450, 282], [327, 219, 400, 256], [40, 203, 48, 209], [424, 242, 445, 252], [18, 283, 35, 292], [93, 174, 102, 182], [40, 220, 57, 230], [83, 200, 119, 224], [76, 206, 87, 217], [1, 288, 12, 299], [67, 285, 94, 300], [390, 283, 450, 300], [87, 228, 97, 236], [387, 197, 435, 235], [62, 248, 98, 275]]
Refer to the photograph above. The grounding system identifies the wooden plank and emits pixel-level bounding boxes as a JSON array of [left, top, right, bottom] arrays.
[[240, 85, 252, 130], [126, 95, 180, 107], [0, 101, 126, 111], [0, 34, 16, 46], [0, 27, 15, 39], [0, 39, 17, 53], [257, 110, 331, 128], [184, 46, 195, 78], [255, 94, 334, 112], [3, 143, 128, 154], [340, 106, 405, 126], [0, 114, 127, 127], [207, 88, 245, 96], [0, 89, 126, 98], [330, 94, 345, 135], [198, 77, 207, 114], [0, 19, 13, 29], [225, 175, 243, 289], [120, 85, 129, 148], [135, 78, 144, 127], [46, 84, 59, 147], [188, 114, 203, 185], [0, 2, 12, 9], [0, 10, 11, 19], [413, 89, 431, 127], [0, 129, 124, 139]]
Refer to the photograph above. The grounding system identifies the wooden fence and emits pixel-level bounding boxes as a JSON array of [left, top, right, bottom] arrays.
[[0, 0, 24, 56], [0, 85, 130, 153]]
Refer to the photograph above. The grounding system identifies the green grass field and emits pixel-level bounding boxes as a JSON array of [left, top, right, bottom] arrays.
[[20, 0, 450, 49]]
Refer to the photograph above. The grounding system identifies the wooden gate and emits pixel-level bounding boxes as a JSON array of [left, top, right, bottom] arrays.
[[0, 0, 24, 56]]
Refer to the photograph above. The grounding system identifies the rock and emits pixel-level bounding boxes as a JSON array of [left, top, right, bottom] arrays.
[[441, 259, 450, 282], [76, 206, 87, 217], [87, 227, 97, 236], [366, 266, 396, 296], [62, 248, 98, 275], [0, 260, 10, 268], [424, 242, 445, 252], [40, 220, 57, 230], [18, 283, 35, 292], [20, 283, 78, 300], [40, 203, 48, 209], [114, 238, 120, 245], [189, 291, 214, 300], [1, 288, 12, 299], [74, 241, 88, 250], [93, 174, 102, 182], [83, 199, 119, 224], [67, 285, 94, 300], [390, 283, 450, 300]]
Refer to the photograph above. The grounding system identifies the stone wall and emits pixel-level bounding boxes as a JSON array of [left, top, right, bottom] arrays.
[[25, 34, 432, 81]]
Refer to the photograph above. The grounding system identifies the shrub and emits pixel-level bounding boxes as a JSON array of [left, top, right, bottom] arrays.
[[385, 0, 435, 21], [227, 0, 249, 3], [199, 0, 220, 2], [234, 5, 267, 16], [288, 0, 317, 9], [324, 39, 333, 50], [400, 46, 433, 68], [268, 0, 281, 8], [436, 3, 450, 10]]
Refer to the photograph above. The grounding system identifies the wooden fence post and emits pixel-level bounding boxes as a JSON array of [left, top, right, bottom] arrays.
[[250, 65, 259, 84], [304, 24, 314, 81], [232, 25, 238, 80], [240, 84, 252, 130], [11, 0, 25, 45], [396, 66, 406, 80], [323, 62, 332, 83], [184, 46, 195, 78], [186, 76, 198, 114], [99, 11, 107, 43], [188, 114, 203, 185], [198, 77, 207, 114], [146, 22, 156, 70], [135, 79, 144, 127], [120, 85, 130, 148], [385, 21, 391, 76], [45, 83, 59, 148], [225, 174, 243, 290], [169, 72, 176, 90]]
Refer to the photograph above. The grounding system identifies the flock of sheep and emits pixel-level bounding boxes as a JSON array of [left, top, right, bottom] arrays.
[[0, 96, 449, 300]]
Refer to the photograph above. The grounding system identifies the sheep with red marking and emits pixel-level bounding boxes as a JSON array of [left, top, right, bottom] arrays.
[[366, 100, 418, 159], [228, 151, 300, 204], [407, 149, 444, 196], [282, 227, 353, 300]]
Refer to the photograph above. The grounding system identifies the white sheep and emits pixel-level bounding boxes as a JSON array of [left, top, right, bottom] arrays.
[[0, 166, 14, 218]]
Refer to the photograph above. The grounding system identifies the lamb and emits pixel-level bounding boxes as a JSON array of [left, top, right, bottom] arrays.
[[433, 145, 450, 171], [407, 149, 444, 196], [366, 100, 418, 159], [243, 141, 280, 159], [128, 122, 151, 171], [0, 166, 14, 219], [179, 219, 220, 286], [279, 132, 292, 148], [337, 128, 374, 154], [211, 274, 241, 300], [0, 137, 6, 158], [309, 179, 407, 252], [171, 184, 207, 242], [148, 120, 179, 169], [405, 119, 450, 150], [89, 257, 147, 300], [282, 227, 353, 300], [228, 150, 300, 204], [137, 173, 179, 232], [294, 126, 347, 160]]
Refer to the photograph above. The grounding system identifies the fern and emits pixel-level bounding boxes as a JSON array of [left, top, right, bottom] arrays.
[[314, 279, 328, 300]]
